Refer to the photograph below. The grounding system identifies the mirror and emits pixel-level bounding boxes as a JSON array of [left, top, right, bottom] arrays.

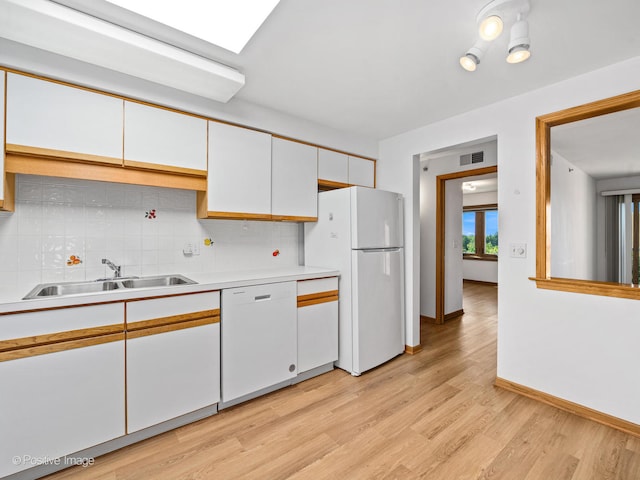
[[534, 89, 640, 299]]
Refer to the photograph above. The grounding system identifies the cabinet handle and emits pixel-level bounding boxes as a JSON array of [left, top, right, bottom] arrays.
[[254, 294, 271, 301]]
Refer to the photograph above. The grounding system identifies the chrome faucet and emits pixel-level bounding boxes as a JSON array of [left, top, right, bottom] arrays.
[[101, 258, 121, 278]]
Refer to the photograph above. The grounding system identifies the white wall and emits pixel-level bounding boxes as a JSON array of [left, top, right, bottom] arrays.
[[417, 141, 497, 319], [0, 175, 299, 297], [378, 55, 640, 425], [463, 190, 499, 284], [550, 152, 597, 280]]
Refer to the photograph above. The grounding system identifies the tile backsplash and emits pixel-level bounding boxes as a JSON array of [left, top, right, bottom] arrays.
[[0, 175, 300, 293]]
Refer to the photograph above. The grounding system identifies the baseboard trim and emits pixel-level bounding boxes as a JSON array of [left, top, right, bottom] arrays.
[[444, 309, 464, 321], [404, 344, 422, 355], [463, 279, 498, 286], [494, 377, 640, 438], [420, 315, 437, 324]]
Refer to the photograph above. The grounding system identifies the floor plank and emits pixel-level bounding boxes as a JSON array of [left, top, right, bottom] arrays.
[[44, 282, 640, 479]]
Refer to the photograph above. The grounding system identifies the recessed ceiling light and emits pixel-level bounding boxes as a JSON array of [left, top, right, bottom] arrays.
[[105, 0, 280, 54]]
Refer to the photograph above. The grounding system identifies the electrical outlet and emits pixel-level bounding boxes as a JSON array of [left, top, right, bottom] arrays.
[[510, 243, 527, 258]]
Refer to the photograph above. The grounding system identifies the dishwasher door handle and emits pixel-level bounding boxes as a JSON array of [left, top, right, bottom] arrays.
[[254, 294, 271, 302]]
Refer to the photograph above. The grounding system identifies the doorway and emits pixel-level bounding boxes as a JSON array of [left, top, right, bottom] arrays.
[[435, 165, 498, 324]]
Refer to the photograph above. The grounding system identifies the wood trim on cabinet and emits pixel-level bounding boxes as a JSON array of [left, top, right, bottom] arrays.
[[297, 290, 339, 303], [126, 316, 218, 339], [123, 159, 206, 178], [200, 211, 274, 221], [0, 332, 125, 362], [318, 179, 351, 190], [0, 323, 124, 352], [0, 173, 15, 212], [297, 294, 339, 308], [126, 309, 220, 331], [271, 215, 318, 223], [404, 344, 422, 355], [495, 377, 640, 438], [6, 144, 123, 166], [5, 153, 206, 191]]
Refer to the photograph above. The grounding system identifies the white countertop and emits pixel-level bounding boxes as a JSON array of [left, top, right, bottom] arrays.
[[0, 266, 339, 314]]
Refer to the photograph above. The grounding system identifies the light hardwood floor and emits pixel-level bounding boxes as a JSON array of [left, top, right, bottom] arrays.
[[46, 282, 640, 479]]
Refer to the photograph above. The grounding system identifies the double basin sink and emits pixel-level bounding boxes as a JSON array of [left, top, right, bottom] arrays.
[[23, 274, 197, 300]]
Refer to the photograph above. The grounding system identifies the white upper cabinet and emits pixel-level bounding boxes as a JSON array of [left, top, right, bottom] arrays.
[[348, 156, 375, 188], [271, 138, 318, 220], [5, 73, 123, 163], [124, 101, 207, 174], [318, 148, 349, 185], [207, 121, 272, 217]]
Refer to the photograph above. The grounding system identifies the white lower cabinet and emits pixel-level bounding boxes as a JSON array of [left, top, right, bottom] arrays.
[[125, 291, 221, 433], [297, 277, 339, 374], [0, 304, 125, 478]]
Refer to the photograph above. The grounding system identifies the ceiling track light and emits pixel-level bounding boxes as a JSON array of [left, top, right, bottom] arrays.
[[459, 40, 487, 72], [506, 15, 531, 63], [460, 0, 531, 72]]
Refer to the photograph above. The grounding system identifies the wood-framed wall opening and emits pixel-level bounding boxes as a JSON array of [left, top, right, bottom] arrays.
[[435, 165, 498, 324]]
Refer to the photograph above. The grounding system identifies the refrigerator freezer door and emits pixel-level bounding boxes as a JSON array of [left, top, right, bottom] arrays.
[[352, 248, 404, 375], [351, 187, 403, 249]]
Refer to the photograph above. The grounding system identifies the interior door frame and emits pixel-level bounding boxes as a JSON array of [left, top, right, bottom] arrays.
[[435, 165, 498, 324]]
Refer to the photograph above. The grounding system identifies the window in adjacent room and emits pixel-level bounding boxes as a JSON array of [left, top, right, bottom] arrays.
[[462, 204, 498, 259]]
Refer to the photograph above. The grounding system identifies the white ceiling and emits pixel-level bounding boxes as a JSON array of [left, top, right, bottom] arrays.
[[551, 107, 640, 180], [51, 0, 640, 140]]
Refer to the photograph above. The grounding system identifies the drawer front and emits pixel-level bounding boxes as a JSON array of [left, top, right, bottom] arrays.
[[297, 277, 338, 296], [0, 303, 124, 342], [126, 291, 220, 323]]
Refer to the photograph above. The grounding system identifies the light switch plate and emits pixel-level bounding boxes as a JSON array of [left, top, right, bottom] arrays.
[[510, 243, 527, 258]]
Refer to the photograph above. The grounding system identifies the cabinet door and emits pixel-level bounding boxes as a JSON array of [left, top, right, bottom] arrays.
[[318, 148, 348, 185], [124, 101, 207, 175], [0, 302, 125, 480], [0, 342, 125, 477], [126, 291, 220, 433], [207, 121, 272, 217], [297, 277, 339, 373], [348, 156, 375, 188], [5, 73, 123, 163], [271, 138, 318, 220]]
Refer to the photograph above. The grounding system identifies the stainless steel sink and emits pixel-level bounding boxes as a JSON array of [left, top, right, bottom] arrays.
[[120, 275, 195, 289], [23, 275, 197, 299]]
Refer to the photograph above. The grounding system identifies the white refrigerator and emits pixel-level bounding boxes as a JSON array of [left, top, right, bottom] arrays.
[[304, 186, 404, 376]]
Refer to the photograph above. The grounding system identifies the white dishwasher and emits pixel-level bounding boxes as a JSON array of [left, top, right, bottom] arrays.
[[221, 281, 297, 406]]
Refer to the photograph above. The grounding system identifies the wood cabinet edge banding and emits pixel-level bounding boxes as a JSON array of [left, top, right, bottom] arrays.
[[123, 159, 206, 178], [296, 290, 339, 303], [271, 215, 318, 222], [0, 323, 124, 352], [6, 154, 206, 191], [0, 332, 125, 362], [494, 377, 640, 438], [6, 144, 123, 166], [318, 179, 351, 190], [126, 316, 219, 339], [126, 309, 220, 331], [204, 211, 273, 221], [297, 295, 339, 308]]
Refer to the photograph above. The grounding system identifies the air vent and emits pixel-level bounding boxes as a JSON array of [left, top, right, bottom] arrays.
[[460, 151, 484, 166]]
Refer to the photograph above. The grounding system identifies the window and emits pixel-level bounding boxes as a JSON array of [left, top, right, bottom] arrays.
[[462, 204, 498, 259]]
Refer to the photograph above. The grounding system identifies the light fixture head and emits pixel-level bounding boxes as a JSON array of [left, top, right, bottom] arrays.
[[506, 17, 531, 63], [459, 41, 487, 72], [478, 14, 503, 41]]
